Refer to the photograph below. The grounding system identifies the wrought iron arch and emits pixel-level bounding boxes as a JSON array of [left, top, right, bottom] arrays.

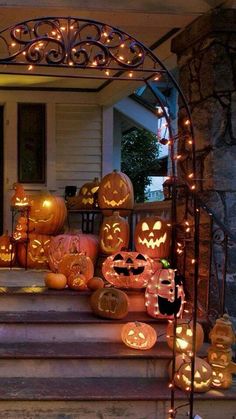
[[0, 16, 199, 419]]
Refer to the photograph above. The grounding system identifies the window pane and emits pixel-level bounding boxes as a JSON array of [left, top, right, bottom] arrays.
[[18, 103, 46, 183]]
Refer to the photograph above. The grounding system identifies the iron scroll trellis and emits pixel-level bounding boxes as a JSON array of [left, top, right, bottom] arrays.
[[0, 16, 199, 419]]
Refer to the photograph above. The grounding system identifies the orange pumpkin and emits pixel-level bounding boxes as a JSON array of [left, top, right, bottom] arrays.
[[67, 273, 88, 291], [121, 321, 157, 350], [17, 233, 51, 269], [48, 233, 99, 272], [166, 319, 204, 354], [99, 211, 130, 255], [44, 272, 67, 289], [67, 178, 100, 209], [171, 355, 212, 393], [98, 170, 134, 215], [11, 183, 29, 208], [134, 216, 171, 259], [0, 231, 15, 267], [58, 253, 94, 281], [26, 192, 67, 235], [87, 276, 105, 290], [90, 287, 129, 319]]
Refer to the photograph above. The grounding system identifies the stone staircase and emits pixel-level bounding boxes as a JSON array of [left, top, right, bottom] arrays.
[[0, 269, 235, 419]]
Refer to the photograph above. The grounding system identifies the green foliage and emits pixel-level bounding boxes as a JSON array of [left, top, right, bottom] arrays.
[[121, 128, 160, 202]]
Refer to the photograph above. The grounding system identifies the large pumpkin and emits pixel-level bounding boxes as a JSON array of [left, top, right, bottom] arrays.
[[27, 192, 67, 235], [90, 287, 129, 319], [17, 233, 51, 269], [58, 253, 94, 281], [134, 216, 171, 259], [99, 211, 130, 255], [47, 233, 99, 272], [145, 269, 185, 319], [0, 232, 15, 267], [102, 251, 154, 288], [171, 355, 212, 393], [166, 319, 204, 354], [98, 170, 134, 215], [121, 321, 157, 350]]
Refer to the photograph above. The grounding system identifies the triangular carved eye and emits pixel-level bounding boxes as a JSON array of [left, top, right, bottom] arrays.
[[142, 222, 149, 231], [153, 221, 162, 230], [136, 254, 146, 261], [113, 253, 123, 261]]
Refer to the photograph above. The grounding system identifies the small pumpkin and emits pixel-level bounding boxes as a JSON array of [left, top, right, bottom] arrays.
[[121, 321, 157, 350], [211, 365, 233, 389], [87, 276, 105, 290], [209, 314, 235, 349], [99, 211, 130, 255], [58, 253, 94, 281], [134, 216, 171, 259], [171, 355, 212, 393], [98, 170, 134, 215], [90, 287, 129, 319], [17, 233, 51, 269], [166, 319, 204, 354], [44, 272, 67, 290], [0, 231, 15, 267], [11, 183, 29, 208], [67, 273, 88, 291], [67, 178, 100, 209]]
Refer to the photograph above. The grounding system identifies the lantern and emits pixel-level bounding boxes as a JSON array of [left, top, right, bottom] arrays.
[[98, 170, 134, 215], [102, 251, 154, 288], [58, 253, 94, 282], [171, 355, 212, 393], [209, 314, 235, 349], [11, 183, 29, 208], [17, 234, 51, 269], [121, 321, 157, 350], [134, 216, 171, 259], [166, 319, 204, 354], [0, 232, 15, 267], [44, 273, 67, 290], [145, 269, 185, 319], [99, 211, 130, 255], [48, 233, 99, 272], [90, 287, 129, 319]]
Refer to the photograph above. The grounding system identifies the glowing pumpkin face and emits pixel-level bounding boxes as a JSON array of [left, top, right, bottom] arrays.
[[167, 319, 204, 354], [90, 288, 129, 319], [11, 183, 29, 208], [121, 321, 157, 350], [209, 314, 235, 349], [173, 355, 212, 393], [145, 269, 185, 319], [134, 216, 171, 259], [208, 346, 232, 369], [78, 177, 100, 209], [211, 366, 233, 389], [98, 170, 134, 215], [99, 211, 130, 255], [17, 234, 51, 269], [0, 232, 15, 267], [102, 251, 154, 288]]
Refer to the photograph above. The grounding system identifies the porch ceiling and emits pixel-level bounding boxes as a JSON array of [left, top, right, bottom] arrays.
[[0, 0, 228, 98]]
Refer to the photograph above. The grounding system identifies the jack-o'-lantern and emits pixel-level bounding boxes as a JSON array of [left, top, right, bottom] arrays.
[[78, 177, 100, 209], [11, 183, 29, 208], [90, 287, 129, 319], [171, 355, 212, 393], [99, 211, 130, 255], [17, 234, 51, 269], [98, 170, 134, 215], [58, 253, 94, 281], [145, 269, 185, 319], [47, 233, 99, 272], [211, 366, 233, 389], [44, 272, 67, 290], [209, 314, 235, 349], [67, 273, 88, 291], [13, 216, 28, 241], [208, 346, 232, 369], [134, 216, 171, 259], [121, 321, 157, 350], [26, 192, 67, 235], [102, 251, 154, 288], [0, 232, 15, 267], [167, 319, 204, 354]]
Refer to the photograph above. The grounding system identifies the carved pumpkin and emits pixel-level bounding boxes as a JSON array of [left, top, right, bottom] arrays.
[[67, 178, 100, 209], [98, 170, 134, 215], [90, 287, 129, 319], [167, 319, 204, 354], [67, 273, 88, 291], [102, 251, 154, 289], [48, 233, 99, 272], [44, 272, 67, 290], [171, 355, 212, 393], [209, 314, 235, 349], [26, 192, 67, 235], [208, 346, 232, 369], [134, 216, 171, 259], [0, 232, 15, 267], [99, 211, 130, 255], [87, 276, 105, 290], [13, 216, 28, 241], [211, 365, 233, 389], [145, 269, 185, 319], [11, 183, 29, 208], [17, 234, 51, 269], [121, 321, 157, 350], [58, 253, 94, 281]]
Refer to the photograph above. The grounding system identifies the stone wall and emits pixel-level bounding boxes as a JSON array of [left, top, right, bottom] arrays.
[[172, 8, 236, 317]]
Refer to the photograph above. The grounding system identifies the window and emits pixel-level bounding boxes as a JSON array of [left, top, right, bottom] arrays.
[[18, 103, 46, 183]]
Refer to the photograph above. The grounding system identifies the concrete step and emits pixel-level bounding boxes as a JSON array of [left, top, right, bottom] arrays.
[[0, 311, 167, 343], [0, 341, 172, 378], [0, 377, 234, 419]]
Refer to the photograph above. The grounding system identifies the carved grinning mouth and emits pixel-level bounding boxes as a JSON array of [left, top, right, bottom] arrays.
[[82, 197, 94, 205], [103, 194, 129, 207], [138, 233, 167, 249], [29, 214, 53, 224], [182, 374, 211, 389], [0, 253, 13, 262], [114, 266, 144, 276], [101, 237, 123, 252], [158, 295, 182, 315]]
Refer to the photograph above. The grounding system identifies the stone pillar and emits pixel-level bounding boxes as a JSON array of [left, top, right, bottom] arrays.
[[171, 7, 236, 317]]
